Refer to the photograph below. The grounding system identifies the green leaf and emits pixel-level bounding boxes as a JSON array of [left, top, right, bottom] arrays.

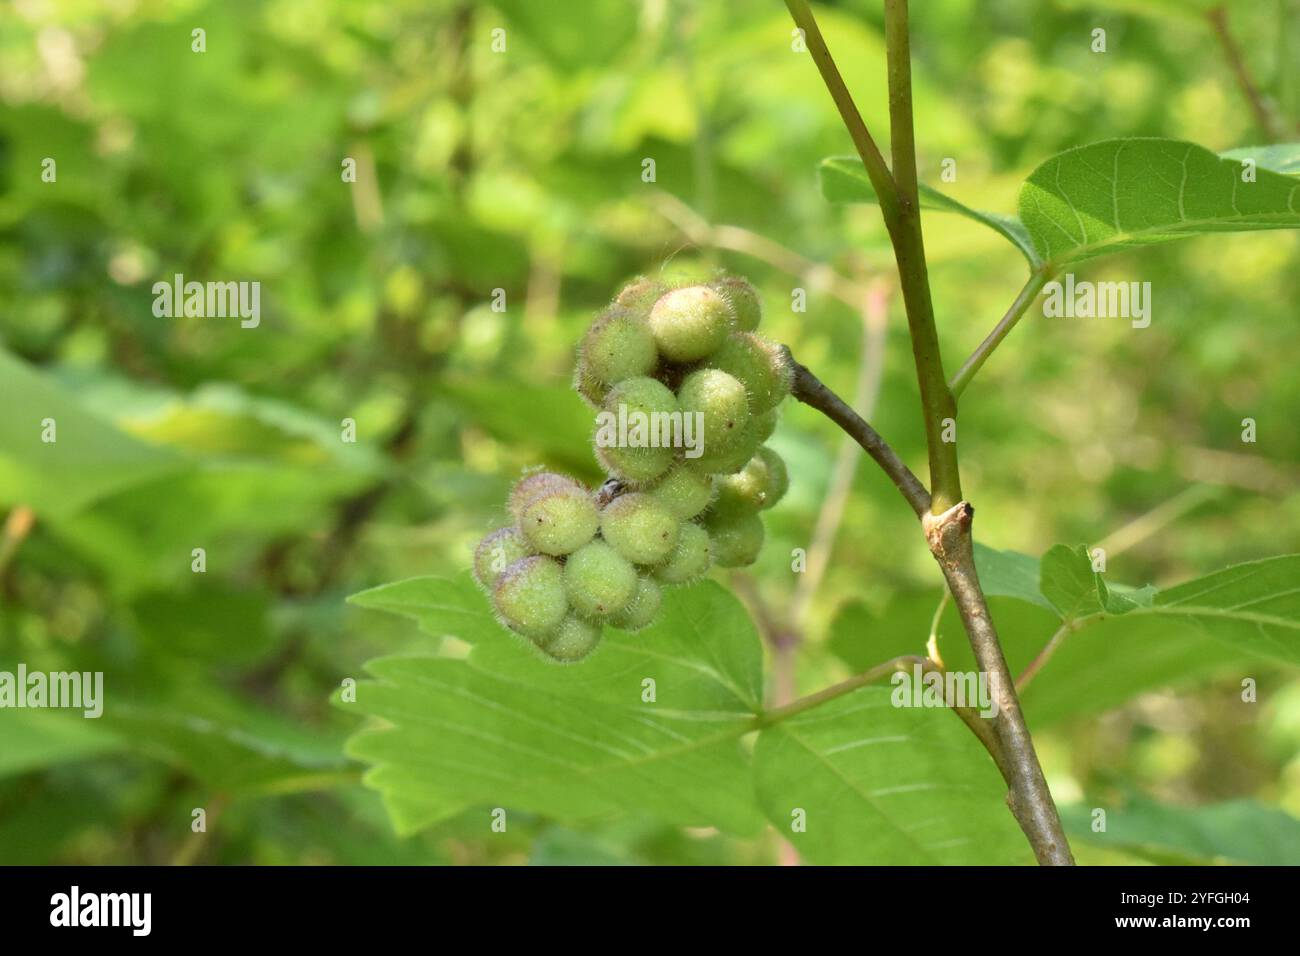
[[1062, 796, 1300, 865], [343, 576, 766, 836], [1019, 138, 1300, 266], [831, 550, 1300, 727], [0, 710, 122, 779], [753, 686, 1030, 864], [974, 543, 1057, 612], [1019, 555, 1300, 724], [349, 573, 765, 712], [1141, 555, 1300, 665], [0, 349, 184, 517], [1040, 544, 1109, 618], [819, 156, 1043, 267], [1221, 144, 1300, 176], [348, 574, 488, 642]]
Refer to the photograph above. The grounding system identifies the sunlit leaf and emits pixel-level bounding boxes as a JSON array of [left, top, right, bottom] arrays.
[[1019, 139, 1300, 265]]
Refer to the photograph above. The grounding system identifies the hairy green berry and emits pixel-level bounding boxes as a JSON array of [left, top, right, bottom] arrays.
[[573, 359, 610, 409], [600, 492, 679, 565], [711, 276, 761, 332], [704, 511, 765, 568], [613, 275, 665, 316], [647, 285, 734, 362], [542, 614, 603, 662], [609, 575, 661, 632], [709, 333, 791, 414], [509, 471, 584, 522], [595, 377, 678, 483], [492, 555, 569, 638], [677, 368, 750, 456], [710, 458, 769, 519], [753, 407, 779, 444], [581, 306, 658, 385], [564, 540, 638, 618], [518, 484, 600, 556], [688, 417, 759, 475], [654, 521, 713, 584], [473, 526, 533, 589], [646, 463, 715, 520], [755, 446, 788, 509]]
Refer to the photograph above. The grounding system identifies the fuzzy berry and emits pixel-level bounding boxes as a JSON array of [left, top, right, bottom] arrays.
[[654, 522, 713, 584], [542, 614, 603, 662], [711, 276, 762, 332], [580, 306, 658, 385], [600, 492, 680, 565], [688, 417, 759, 475], [647, 285, 734, 362], [473, 526, 533, 589], [646, 463, 715, 520], [492, 555, 569, 638], [613, 275, 665, 316], [704, 511, 764, 568], [710, 458, 770, 519], [608, 575, 661, 632], [564, 540, 638, 618], [676, 368, 750, 456], [709, 332, 791, 414], [753, 407, 779, 444], [518, 485, 600, 557], [755, 446, 788, 509], [509, 471, 584, 522], [596, 377, 678, 484]]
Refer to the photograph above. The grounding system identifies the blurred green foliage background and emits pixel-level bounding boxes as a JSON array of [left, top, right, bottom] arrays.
[[0, 0, 1297, 864]]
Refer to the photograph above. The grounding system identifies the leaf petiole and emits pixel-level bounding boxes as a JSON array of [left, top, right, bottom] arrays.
[[948, 266, 1054, 399]]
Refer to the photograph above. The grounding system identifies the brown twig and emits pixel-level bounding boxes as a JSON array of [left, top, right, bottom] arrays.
[[924, 502, 1074, 865], [786, 350, 931, 518]]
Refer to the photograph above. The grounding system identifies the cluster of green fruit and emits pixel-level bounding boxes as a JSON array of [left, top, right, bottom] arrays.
[[473, 275, 790, 662]]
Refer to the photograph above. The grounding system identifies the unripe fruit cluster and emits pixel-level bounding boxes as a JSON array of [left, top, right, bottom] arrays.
[[474, 275, 789, 662]]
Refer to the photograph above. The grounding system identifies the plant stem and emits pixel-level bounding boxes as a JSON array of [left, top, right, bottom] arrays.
[[786, 349, 931, 518], [925, 502, 1074, 864], [788, 0, 959, 512], [784, 0, 900, 221], [882, 0, 961, 514], [884, 0, 918, 203], [784, 0, 1074, 865], [949, 267, 1052, 398]]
